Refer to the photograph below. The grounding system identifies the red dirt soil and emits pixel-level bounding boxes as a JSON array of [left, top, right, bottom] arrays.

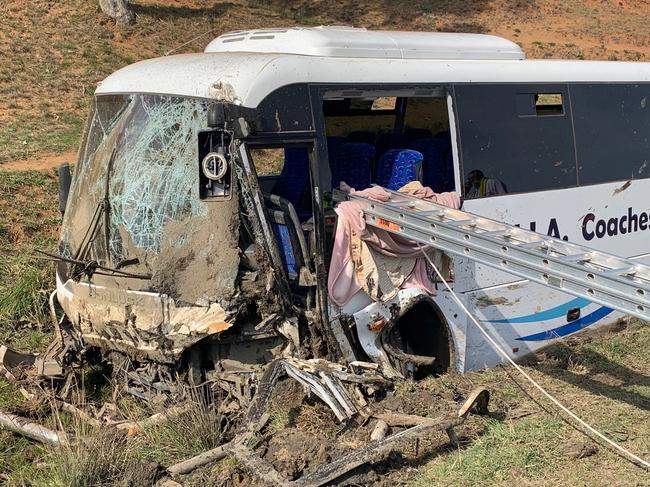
[[0, 151, 77, 172]]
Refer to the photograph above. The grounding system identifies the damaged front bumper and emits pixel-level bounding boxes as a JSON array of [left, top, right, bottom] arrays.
[[56, 273, 234, 362]]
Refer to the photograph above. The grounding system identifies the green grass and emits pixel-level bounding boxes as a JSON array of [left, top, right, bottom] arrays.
[[409, 320, 650, 486], [414, 417, 563, 486], [0, 170, 59, 347]]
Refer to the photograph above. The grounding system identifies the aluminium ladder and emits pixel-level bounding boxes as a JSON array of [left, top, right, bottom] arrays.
[[333, 187, 650, 322]]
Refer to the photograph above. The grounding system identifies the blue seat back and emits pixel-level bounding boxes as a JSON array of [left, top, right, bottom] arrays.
[[405, 128, 433, 144], [346, 131, 376, 145], [376, 133, 406, 158], [271, 223, 297, 278], [385, 149, 423, 190], [326, 136, 346, 177], [272, 147, 310, 207], [411, 138, 448, 192], [332, 142, 375, 190]]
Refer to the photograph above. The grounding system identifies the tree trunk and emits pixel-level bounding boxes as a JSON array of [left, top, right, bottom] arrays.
[[99, 0, 136, 26]]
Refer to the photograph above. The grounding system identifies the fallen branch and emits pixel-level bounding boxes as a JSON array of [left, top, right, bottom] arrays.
[[291, 416, 464, 487], [0, 409, 67, 446], [167, 433, 252, 476], [116, 403, 192, 436], [372, 411, 447, 427], [168, 441, 232, 476], [54, 400, 102, 428]]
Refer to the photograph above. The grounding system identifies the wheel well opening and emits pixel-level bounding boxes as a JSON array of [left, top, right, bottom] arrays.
[[381, 299, 452, 379]]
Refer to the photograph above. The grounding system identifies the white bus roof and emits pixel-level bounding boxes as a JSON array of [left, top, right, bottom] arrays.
[[96, 27, 650, 107], [204, 27, 525, 61]]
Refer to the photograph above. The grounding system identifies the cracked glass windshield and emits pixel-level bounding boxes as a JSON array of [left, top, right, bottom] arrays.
[[60, 94, 212, 278]]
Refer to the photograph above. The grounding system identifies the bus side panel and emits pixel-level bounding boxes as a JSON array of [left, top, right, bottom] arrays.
[[453, 181, 650, 370], [459, 281, 624, 371], [457, 179, 650, 291]]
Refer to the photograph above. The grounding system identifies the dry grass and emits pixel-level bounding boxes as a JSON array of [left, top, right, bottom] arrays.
[[1, 0, 649, 165], [133, 386, 225, 465]]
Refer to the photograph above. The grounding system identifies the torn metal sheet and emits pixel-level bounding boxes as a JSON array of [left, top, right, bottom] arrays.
[[57, 277, 234, 361]]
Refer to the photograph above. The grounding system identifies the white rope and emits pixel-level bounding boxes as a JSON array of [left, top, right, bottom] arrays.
[[418, 246, 650, 469], [164, 29, 214, 56]]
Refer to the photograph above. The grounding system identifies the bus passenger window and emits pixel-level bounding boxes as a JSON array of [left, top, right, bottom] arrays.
[[322, 91, 455, 193], [516, 93, 564, 117], [535, 93, 564, 116], [571, 84, 650, 186], [455, 83, 578, 197]]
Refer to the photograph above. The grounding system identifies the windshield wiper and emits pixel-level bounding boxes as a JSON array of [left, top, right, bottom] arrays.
[[36, 249, 152, 280], [73, 147, 117, 264]]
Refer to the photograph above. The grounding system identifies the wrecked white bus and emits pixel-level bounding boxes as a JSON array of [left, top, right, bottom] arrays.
[[49, 27, 650, 387]]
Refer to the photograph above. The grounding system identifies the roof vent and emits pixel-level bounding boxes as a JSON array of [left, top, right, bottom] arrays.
[[205, 26, 525, 61]]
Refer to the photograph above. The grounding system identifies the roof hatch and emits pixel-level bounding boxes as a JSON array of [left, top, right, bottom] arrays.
[[204, 26, 525, 61]]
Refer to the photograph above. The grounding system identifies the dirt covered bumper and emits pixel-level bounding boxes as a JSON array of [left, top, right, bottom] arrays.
[[56, 273, 233, 362]]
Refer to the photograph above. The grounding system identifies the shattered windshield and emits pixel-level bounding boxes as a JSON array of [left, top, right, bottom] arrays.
[[60, 94, 240, 301]]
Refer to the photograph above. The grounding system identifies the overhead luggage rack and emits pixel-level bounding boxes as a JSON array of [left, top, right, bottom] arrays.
[[333, 186, 650, 322]]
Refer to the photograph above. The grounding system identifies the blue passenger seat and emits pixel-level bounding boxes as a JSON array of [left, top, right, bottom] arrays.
[[375, 149, 422, 188], [376, 133, 406, 159], [326, 136, 346, 177], [272, 223, 297, 278], [405, 128, 433, 144], [411, 138, 448, 192], [346, 131, 376, 145], [332, 142, 375, 190], [272, 147, 310, 209], [381, 149, 424, 190]]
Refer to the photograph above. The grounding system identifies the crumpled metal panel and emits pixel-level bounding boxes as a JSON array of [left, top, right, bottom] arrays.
[[57, 94, 244, 355], [56, 275, 233, 361]]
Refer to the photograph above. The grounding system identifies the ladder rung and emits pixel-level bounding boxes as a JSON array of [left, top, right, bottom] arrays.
[[563, 252, 593, 263], [418, 209, 448, 217], [603, 266, 638, 277], [517, 240, 548, 249], [480, 229, 511, 238], [448, 219, 476, 227], [382, 201, 410, 208]]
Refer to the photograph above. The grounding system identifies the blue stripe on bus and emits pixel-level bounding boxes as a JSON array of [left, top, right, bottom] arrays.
[[515, 306, 614, 342], [485, 297, 591, 324]]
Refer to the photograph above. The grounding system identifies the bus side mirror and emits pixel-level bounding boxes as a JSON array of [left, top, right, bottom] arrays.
[[58, 163, 71, 216]]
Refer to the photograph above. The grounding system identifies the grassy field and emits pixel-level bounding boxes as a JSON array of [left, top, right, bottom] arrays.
[[0, 168, 648, 485], [1, 0, 650, 485]]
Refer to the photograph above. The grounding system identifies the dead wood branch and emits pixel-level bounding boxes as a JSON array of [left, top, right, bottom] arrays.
[[167, 441, 232, 476], [0, 409, 67, 446], [54, 400, 102, 428], [372, 411, 448, 427], [116, 403, 192, 436], [291, 417, 464, 487], [230, 441, 289, 487]]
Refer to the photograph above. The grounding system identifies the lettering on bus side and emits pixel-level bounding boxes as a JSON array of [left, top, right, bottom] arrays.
[[516, 218, 568, 241], [581, 207, 650, 241]]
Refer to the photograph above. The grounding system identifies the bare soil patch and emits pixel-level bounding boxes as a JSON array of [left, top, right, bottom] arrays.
[[0, 151, 77, 172]]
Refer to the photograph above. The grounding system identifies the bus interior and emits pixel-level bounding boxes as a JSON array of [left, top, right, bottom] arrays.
[[250, 89, 455, 284]]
